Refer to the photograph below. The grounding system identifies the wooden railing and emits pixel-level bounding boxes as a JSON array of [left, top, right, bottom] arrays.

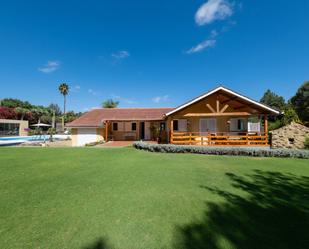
[[171, 131, 268, 146]]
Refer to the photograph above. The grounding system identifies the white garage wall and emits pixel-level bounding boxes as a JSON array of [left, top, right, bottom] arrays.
[[77, 128, 98, 146]]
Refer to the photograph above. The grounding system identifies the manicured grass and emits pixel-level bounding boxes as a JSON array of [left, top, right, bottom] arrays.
[[0, 147, 308, 249]]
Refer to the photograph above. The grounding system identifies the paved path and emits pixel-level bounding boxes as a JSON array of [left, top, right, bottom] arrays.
[[96, 141, 158, 148], [96, 141, 135, 147]]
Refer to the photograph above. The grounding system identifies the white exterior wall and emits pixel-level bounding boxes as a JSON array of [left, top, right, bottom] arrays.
[[76, 128, 98, 146]]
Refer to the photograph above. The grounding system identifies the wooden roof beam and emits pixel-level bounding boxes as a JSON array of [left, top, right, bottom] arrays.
[[206, 104, 216, 113], [221, 96, 238, 105], [184, 112, 251, 117]]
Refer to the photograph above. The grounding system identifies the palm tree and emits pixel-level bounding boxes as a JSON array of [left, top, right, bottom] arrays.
[[102, 99, 119, 108], [58, 83, 69, 131], [58, 83, 69, 114]]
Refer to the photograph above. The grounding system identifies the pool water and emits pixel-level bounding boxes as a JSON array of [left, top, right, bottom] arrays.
[[0, 135, 71, 146], [0, 135, 50, 141]]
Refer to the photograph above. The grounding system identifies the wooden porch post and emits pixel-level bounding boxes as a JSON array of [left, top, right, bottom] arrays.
[[105, 121, 109, 142], [170, 119, 174, 144], [264, 115, 268, 145]]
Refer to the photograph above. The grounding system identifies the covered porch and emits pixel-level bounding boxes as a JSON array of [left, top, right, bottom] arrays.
[[103, 120, 166, 142]]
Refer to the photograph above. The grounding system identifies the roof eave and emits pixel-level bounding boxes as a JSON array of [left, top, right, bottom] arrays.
[[165, 86, 280, 116]]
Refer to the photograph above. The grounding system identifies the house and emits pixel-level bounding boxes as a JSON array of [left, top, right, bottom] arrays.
[[0, 119, 29, 137], [67, 86, 280, 146], [67, 108, 173, 146]]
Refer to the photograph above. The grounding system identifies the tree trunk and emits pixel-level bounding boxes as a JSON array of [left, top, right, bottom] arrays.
[[64, 95, 66, 115], [63, 95, 66, 132], [52, 111, 55, 129]]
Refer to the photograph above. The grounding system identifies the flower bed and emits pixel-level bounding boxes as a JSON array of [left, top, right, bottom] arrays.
[[133, 142, 309, 159]]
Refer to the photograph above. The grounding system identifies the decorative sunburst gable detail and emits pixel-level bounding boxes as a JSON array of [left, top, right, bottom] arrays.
[[206, 100, 230, 114]]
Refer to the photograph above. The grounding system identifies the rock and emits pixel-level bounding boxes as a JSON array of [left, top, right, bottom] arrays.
[[270, 122, 309, 149]]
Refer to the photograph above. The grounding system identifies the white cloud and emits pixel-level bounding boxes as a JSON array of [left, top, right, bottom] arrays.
[[111, 50, 130, 59], [195, 0, 233, 26], [88, 89, 100, 96], [152, 95, 169, 103], [124, 99, 138, 104], [110, 94, 137, 105], [210, 29, 218, 38], [71, 85, 81, 93], [186, 39, 216, 54], [38, 61, 60, 73], [110, 94, 121, 99]]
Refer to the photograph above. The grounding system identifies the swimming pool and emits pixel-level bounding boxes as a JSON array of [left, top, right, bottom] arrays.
[[0, 135, 49, 141], [0, 135, 71, 146]]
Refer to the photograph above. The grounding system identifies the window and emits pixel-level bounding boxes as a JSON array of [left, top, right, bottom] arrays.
[[230, 118, 246, 132], [237, 119, 244, 130], [173, 119, 187, 132], [131, 122, 137, 131], [0, 123, 20, 136], [173, 120, 178, 131], [160, 122, 166, 131], [288, 138, 295, 145], [112, 122, 118, 131]]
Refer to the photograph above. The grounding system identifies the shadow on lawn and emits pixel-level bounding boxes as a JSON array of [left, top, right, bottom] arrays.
[[82, 238, 111, 249], [175, 170, 309, 249]]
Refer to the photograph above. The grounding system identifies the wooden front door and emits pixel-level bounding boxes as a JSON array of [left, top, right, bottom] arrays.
[[140, 122, 145, 140]]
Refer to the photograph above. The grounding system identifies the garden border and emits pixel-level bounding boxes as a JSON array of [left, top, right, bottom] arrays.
[[133, 142, 309, 159]]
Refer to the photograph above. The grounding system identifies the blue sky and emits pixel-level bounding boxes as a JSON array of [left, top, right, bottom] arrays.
[[0, 0, 308, 112]]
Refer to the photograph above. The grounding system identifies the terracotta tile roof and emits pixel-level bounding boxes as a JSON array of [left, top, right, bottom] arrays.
[[66, 108, 174, 127]]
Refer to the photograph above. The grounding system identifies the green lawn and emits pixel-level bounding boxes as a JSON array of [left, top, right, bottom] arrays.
[[0, 147, 308, 249]]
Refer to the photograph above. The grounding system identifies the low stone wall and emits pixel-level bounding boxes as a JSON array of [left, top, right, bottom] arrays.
[[271, 122, 309, 149]]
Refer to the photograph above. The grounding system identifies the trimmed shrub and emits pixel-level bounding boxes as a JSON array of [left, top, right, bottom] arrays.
[[85, 140, 105, 147], [133, 142, 309, 159], [304, 137, 309, 150]]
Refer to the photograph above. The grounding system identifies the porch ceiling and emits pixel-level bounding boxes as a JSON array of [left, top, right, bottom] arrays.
[[215, 91, 260, 113]]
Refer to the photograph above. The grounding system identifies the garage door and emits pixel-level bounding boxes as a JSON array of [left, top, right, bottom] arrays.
[[77, 128, 97, 146]]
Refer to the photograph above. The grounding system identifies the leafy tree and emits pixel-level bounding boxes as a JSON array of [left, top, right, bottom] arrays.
[[31, 107, 49, 123], [282, 105, 300, 125], [102, 99, 119, 108], [290, 81, 309, 124], [260, 89, 286, 110], [0, 107, 17, 119], [0, 98, 33, 109], [40, 114, 52, 124], [15, 107, 30, 120], [58, 83, 69, 114], [48, 103, 62, 116], [64, 111, 83, 123]]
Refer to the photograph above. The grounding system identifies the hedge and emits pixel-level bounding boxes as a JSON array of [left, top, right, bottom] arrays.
[[133, 142, 309, 159]]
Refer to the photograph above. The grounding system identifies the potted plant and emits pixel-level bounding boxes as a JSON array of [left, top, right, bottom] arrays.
[[150, 124, 160, 142]]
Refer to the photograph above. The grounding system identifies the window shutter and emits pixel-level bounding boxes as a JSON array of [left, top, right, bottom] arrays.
[[230, 119, 238, 131], [178, 119, 187, 132]]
